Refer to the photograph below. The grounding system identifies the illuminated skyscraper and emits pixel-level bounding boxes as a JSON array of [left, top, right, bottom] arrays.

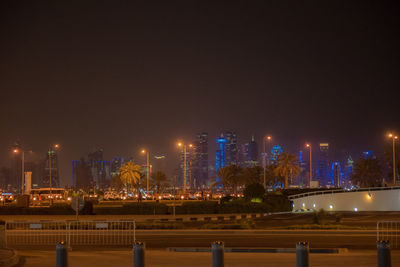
[[270, 145, 283, 165], [43, 149, 60, 188], [224, 131, 238, 166], [240, 136, 259, 167], [215, 136, 227, 184], [192, 133, 208, 187], [316, 143, 329, 186]]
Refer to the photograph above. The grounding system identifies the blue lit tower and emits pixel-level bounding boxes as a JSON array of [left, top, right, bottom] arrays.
[[215, 136, 227, 183], [329, 161, 343, 187], [270, 145, 283, 165]]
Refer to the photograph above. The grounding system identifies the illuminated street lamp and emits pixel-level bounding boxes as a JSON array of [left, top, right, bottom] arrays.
[[306, 143, 312, 187], [13, 148, 25, 194], [388, 133, 398, 185], [177, 142, 193, 194], [263, 135, 272, 189], [141, 149, 150, 193]]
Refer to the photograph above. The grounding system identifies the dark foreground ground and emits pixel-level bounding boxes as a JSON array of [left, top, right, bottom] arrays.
[[16, 249, 400, 267]]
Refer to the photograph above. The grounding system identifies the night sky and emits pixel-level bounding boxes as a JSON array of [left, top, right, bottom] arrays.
[[0, 1, 399, 185]]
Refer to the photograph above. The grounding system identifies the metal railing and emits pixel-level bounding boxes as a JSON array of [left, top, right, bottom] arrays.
[[5, 220, 135, 248], [377, 221, 400, 249], [288, 186, 400, 200], [5, 221, 68, 247], [68, 220, 136, 246]]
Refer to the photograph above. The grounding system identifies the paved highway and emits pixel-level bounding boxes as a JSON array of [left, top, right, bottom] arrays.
[[6, 230, 380, 250]]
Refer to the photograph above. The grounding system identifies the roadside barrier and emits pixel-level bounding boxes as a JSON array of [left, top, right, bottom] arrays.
[[377, 221, 399, 249], [5, 220, 135, 248]]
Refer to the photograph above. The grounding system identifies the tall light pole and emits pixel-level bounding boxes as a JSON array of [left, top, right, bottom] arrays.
[[263, 135, 272, 189], [178, 142, 193, 194], [141, 149, 150, 192], [388, 133, 398, 186], [13, 148, 25, 194], [306, 144, 312, 187], [49, 144, 60, 203]]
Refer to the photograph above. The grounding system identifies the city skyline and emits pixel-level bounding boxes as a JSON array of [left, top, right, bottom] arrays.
[[0, 2, 399, 186]]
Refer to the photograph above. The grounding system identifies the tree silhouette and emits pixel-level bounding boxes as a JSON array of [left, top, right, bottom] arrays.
[[274, 152, 299, 189], [351, 158, 382, 187]]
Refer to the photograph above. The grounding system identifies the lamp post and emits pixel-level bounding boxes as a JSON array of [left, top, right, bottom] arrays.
[[263, 135, 272, 189], [306, 144, 312, 187], [141, 149, 150, 193], [178, 142, 193, 194], [13, 148, 25, 194], [388, 133, 398, 186]]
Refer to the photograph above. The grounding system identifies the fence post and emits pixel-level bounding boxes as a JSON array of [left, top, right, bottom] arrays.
[[56, 241, 68, 267], [212, 241, 224, 267], [296, 242, 309, 267], [133, 241, 145, 267], [377, 240, 391, 267]]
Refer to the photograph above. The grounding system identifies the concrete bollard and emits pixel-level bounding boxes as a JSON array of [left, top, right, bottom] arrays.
[[56, 241, 68, 267], [0, 221, 6, 248], [212, 241, 224, 267], [377, 240, 391, 267], [133, 241, 145, 267], [296, 242, 309, 267]]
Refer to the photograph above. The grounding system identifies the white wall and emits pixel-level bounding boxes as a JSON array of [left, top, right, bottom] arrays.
[[292, 188, 400, 211]]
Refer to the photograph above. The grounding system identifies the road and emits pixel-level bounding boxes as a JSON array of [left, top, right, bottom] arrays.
[[6, 230, 381, 250], [16, 249, 400, 267], [135, 230, 379, 249]]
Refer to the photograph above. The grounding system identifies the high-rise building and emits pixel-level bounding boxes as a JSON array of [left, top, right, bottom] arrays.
[[215, 136, 227, 184], [224, 131, 238, 166], [329, 161, 343, 187], [87, 148, 111, 187], [43, 149, 60, 188], [316, 143, 329, 186], [192, 133, 208, 187], [240, 136, 259, 167], [345, 156, 354, 182], [270, 145, 283, 165], [178, 145, 193, 188], [10, 143, 23, 192]]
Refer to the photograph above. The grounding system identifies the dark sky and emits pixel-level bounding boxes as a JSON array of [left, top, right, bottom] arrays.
[[0, 1, 399, 185]]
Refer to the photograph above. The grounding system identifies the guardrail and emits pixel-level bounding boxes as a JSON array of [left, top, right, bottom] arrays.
[[288, 186, 400, 200], [377, 221, 400, 249], [5, 220, 135, 248]]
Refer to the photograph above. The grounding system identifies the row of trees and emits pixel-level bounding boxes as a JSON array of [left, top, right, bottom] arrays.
[[215, 152, 299, 191], [216, 152, 388, 194], [111, 162, 170, 195]]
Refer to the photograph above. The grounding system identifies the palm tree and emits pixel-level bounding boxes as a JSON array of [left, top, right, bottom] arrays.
[[151, 171, 170, 196], [215, 165, 243, 194], [241, 166, 263, 186], [119, 162, 142, 192], [274, 152, 300, 189]]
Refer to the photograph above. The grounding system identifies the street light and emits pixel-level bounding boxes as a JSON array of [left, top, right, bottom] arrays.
[[177, 142, 193, 194], [306, 143, 312, 187], [13, 148, 25, 194], [263, 135, 272, 189], [141, 149, 150, 193], [388, 133, 398, 185], [49, 144, 60, 203]]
